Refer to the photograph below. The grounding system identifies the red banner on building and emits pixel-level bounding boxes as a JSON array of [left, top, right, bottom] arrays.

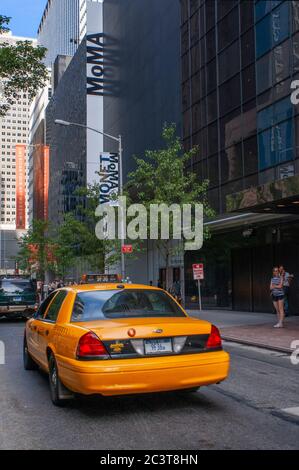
[[43, 146, 50, 221], [15, 144, 26, 229]]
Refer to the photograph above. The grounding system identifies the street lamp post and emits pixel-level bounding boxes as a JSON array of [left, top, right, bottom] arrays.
[[54, 119, 125, 280]]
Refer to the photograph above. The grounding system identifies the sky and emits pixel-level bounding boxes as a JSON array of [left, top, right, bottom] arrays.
[[1, 0, 47, 38]]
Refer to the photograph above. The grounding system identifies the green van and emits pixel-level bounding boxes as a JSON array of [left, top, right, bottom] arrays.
[[0, 277, 38, 319]]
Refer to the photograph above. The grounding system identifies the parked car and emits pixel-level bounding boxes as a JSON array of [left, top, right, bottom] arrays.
[[23, 283, 230, 406], [0, 277, 38, 320]]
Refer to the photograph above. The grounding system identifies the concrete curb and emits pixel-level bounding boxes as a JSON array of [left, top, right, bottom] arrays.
[[222, 335, 291, 354]]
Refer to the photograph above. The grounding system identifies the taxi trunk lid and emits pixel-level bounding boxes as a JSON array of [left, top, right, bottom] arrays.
[[79, 316, 212, 341]]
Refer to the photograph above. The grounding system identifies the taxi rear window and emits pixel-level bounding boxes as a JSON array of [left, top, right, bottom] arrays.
[[71, 289, 185, 322]]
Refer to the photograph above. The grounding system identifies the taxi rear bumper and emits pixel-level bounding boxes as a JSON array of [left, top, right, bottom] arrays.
[[57, 350, 230, 396]]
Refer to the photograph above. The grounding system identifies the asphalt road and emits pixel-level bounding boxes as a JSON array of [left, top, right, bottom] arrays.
[[0, 318, 299, 450]]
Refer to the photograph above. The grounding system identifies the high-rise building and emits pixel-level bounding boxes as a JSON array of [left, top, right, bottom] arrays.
[[0, 32, 34, 230], [103, 0, 182, 286], [37, 0, 103, 67], [0, 32, 35, 271], [181, 0, 299, 314], [103, 0, 181, 177], [37, 0, 80, 67], [43, 0, 104, 226], [28, 74, 52, 222], [42, 0, 181, 283], [79, 0, 103, 42], [29, 0, 104, 226]]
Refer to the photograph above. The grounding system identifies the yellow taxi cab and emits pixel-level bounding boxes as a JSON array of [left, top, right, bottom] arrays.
[[23, 283, 230, 406]]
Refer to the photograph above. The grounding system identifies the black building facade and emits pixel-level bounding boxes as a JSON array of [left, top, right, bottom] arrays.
[[45, 42, 87, 226], [182, 0, 299, 313], [103, 0, 183, 285], [103, 0, 182, 177]]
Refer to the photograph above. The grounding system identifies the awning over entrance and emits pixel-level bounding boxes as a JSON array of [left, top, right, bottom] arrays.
[[226, 174, 299, 215]]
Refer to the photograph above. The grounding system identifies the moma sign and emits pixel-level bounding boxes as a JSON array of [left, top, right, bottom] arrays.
[[85, 2, 118, 187], [86, 33, 118, 97], [99, 153, 119, 205], [86, 2, 104, 185], [87, 32, 105, 96]]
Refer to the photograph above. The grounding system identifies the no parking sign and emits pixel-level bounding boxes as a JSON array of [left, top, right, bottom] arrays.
[[192, 264, 204, 311]]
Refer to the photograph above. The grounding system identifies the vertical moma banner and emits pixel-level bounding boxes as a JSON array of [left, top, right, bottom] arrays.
[[86, 1, 104, 185], [43, 145, 50, 220], [99, 152, 119, 204], [15, 144, 26, 229]]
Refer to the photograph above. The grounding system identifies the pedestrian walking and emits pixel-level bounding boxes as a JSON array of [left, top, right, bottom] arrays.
[[279, 265, 294, 317], [171, 279, 182, 304], [270, 267, 285, 328], [36, 280, 43, 304]]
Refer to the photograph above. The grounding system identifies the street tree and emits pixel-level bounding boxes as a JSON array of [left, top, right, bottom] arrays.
[[0, 15, 48, 116], [17, 219, 56, 281], [126, 124, 215, 288], [51, 184, 121, 278]]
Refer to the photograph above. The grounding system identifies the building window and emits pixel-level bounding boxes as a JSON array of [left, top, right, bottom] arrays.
[[256, 14, 272, 58], [259, 96, 293, 131], [242, 63, 256, 102], [218, 6, 239, 51], [220, 143, 243, 183], [219, 74, 241, 116], [255, 0, 272, 22], [256, 50, 272, 94], [219, 40, 240, 84], [255, 2, 289, 59], [258, 118, 293, 170], [206, 58, 217, 93], [272, 2, 289, 47], [243, 135, 258, 175], [208, 153, 219, 187], [240, 1, 254, 33]]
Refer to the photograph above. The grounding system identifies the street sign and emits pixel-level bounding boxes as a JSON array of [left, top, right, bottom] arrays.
[[122, 245, 133, 254], [192, 263, 204, 280], [192, 264, 204, 311]]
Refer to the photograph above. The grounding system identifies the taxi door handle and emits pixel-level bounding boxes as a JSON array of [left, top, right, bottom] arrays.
[[45, 330, 49, 336]]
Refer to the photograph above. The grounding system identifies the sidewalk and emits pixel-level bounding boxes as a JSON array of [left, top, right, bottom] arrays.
[[187, 309, 299, 354]]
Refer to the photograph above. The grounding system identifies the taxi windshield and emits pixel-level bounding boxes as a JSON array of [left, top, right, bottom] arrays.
[[71, 289, 185, 322]]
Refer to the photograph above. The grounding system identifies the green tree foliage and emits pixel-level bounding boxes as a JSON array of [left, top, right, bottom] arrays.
[[17, 185, 119, 279], [0, 15, 48, 116], [17, 220, 56, 281], [126, 124, 215, 276], [67, 183, 121, 270]]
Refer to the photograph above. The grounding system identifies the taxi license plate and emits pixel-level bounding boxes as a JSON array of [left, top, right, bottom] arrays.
[[13, 297, 22, 302], [144, 338, 172, 355]]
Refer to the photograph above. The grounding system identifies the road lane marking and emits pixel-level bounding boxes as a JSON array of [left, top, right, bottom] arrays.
[[281, 407, 299, 417]]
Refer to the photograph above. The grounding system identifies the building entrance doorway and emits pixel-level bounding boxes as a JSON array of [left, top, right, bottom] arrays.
[[232, 243, 299, 314]]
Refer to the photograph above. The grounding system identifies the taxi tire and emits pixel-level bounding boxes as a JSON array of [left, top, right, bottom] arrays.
[[23, 336, 38, 371], [48, 354, 72, 407]]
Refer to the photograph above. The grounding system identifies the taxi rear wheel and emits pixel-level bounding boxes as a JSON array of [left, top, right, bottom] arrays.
[[23, 336, 38, 371], [48, 354, 73, 406]]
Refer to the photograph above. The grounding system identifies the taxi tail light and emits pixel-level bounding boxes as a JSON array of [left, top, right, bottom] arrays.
[[205, 325, 222, 349], [77, 332, 109, 359]]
